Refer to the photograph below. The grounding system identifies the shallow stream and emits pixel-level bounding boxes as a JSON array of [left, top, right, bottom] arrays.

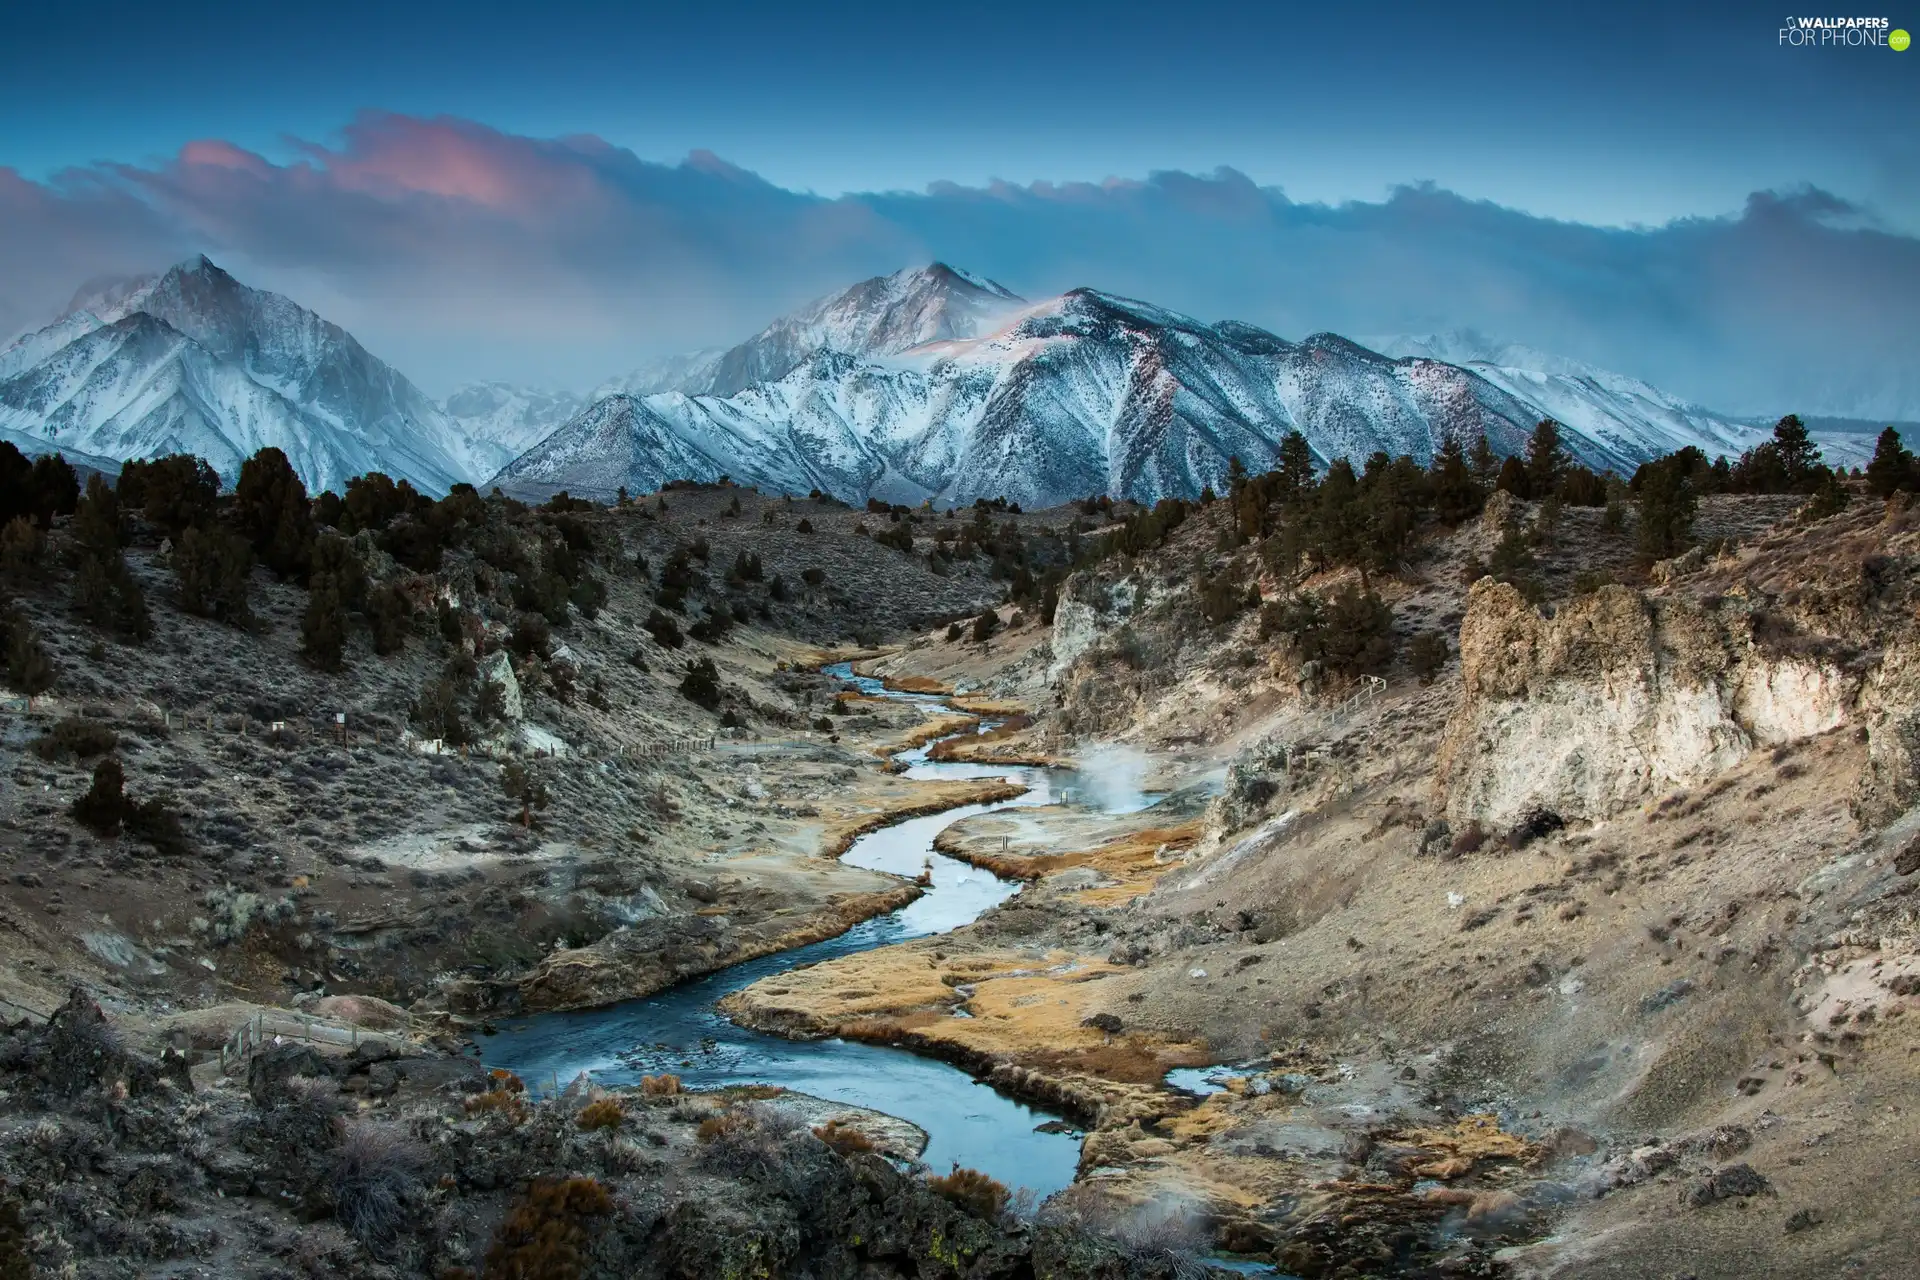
[[485, 663, 1151, 1196]]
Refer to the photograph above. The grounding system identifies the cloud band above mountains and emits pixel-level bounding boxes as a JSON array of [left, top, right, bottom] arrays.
[[2, 111, 1914, 418]]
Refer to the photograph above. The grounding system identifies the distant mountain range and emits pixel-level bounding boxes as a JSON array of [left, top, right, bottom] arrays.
[[0, 257, 1893, 505], [0, 258, 553, 494], [495, 267, 1814, 507]]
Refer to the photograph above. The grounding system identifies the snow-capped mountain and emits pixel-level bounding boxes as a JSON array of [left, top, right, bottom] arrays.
[[0, 257, 533, 495], [1373, 329, 1763, 456], [496, 287, 1570, 508], [595, 264, 1027, 402], [1372, 329, 1905, 469], [439, 383, 584, 469], [590, 350, 726, 401]]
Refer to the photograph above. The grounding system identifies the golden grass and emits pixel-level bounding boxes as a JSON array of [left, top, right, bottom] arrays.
[[944, 821, 1203, 906], [882, 674, 953, 694], [727, 940, 1207, 1085], [870, 712, 980, 760], [816, 779, 1028, 858]]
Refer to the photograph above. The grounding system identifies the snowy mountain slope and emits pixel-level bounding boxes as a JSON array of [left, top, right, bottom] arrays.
[[1373, 329, 1794, 464], [590, 350, 726, 401], [496, 288, 1562, 508], [0, 257, 541, 494], [439, 383, 584, 470], [0, 424, 122, 474], [601, 264, 1028, 401]]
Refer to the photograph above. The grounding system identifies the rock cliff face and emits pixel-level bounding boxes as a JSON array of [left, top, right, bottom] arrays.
[[1857, 637, 1920, 825], [1437, 580, 1858, 826]]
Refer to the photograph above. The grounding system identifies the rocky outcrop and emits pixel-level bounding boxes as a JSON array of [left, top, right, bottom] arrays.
[[1855, 638, 1920, 826], [1437, 580, 1858, 826], [1047, 572, 1139, 684]]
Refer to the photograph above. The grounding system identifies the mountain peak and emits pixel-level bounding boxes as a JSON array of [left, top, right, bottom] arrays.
[[918, 262, 1022, 303]]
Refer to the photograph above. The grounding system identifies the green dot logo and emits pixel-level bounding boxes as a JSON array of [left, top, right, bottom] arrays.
[[1893, 28, 1912, 50]]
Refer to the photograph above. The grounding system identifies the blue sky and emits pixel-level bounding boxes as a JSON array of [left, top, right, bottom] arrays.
[[1, 1, 1915, 413]]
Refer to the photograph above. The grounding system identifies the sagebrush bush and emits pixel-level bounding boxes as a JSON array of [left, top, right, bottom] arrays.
[[576, 1097, 625, 1132], [1408, 631, 1449, 684], [482, 1177, 613, 1280], [695, 1104, 805, 1181], [463, 1089, 528, 1123], [813, 1120, 875, 1156], [928, 1166, 1009, 1220], [638, 1073, 681, 1097], [1448, 821, 1488, 858], [31, 718, 117, 761], [331, 1120, 424, 1252]]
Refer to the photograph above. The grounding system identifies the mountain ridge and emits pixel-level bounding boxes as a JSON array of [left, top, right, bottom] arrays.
[[0, 257, 550, 493]]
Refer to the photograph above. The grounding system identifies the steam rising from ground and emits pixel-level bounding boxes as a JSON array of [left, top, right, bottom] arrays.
[[1074, 743, 1151, 814]]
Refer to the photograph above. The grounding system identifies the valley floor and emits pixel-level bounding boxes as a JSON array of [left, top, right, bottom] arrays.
[[2, 482, 1918, 1277]]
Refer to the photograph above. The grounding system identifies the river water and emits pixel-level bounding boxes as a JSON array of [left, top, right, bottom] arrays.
[[484, 663, 1151, 1197]]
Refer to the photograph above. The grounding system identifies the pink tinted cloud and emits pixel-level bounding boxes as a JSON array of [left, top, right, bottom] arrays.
[[283, 113, 605, 215]]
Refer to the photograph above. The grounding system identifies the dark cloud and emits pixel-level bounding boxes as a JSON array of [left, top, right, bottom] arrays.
[[1, 112, 1913, 417]]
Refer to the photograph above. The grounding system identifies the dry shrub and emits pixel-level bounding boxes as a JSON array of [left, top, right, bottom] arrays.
[[331, 1120, 425, 1253], [1448, 822, 1488, 858], [1503, 808, 1565, 850], [812, 1120, 875, 1157], [696, 1111, 747, 1144], [638, 1073, 680, 1097], [1037, 1185, 1210, 1278], [928, 1166, 1009, 1220], [695, 1103, 805, 1182], [464, 1089, 528, 1123], [575, 1097, 625, 1132], [30, 718, 118, 761], [482, 1176, 612, 1280]]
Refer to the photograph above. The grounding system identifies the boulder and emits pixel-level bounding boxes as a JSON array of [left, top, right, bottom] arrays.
[[478, 648, 524, 722], [310, 994, 411, 1032]]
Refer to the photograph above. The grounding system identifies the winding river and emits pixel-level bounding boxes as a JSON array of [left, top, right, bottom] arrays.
[[485, 663, 1153, 1196]]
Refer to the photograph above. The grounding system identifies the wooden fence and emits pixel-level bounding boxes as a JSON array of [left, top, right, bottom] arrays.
[[218, 1008, 410, 1072]]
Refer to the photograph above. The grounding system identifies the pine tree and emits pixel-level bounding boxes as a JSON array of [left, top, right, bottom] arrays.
[[367, 583, 412, 656], [119, 453, 219, 536], [501, 761, 550, 828], [72, 554, 115, 629], [72, 474, 120, 554], [1428, 436, 1484, 525], [1771, 414, 1822, 489], [175, 526, 255, 625], [0, 517, 44, 577], [1865, 427, 1916, 497], [111, 561, 151, 642], [27, 453, 78, 527], [5, 614, 54, 695], [301, 582, 349, 671], [233, 447, 314, 579], [1313, 458, 1363, 570], [1635, 456, 1697, 559], [1523, 419, 1569, 497], [1275, 431, 1315, 505], [1468, 434, 1500, 490], [71, 757, 126, 837]]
